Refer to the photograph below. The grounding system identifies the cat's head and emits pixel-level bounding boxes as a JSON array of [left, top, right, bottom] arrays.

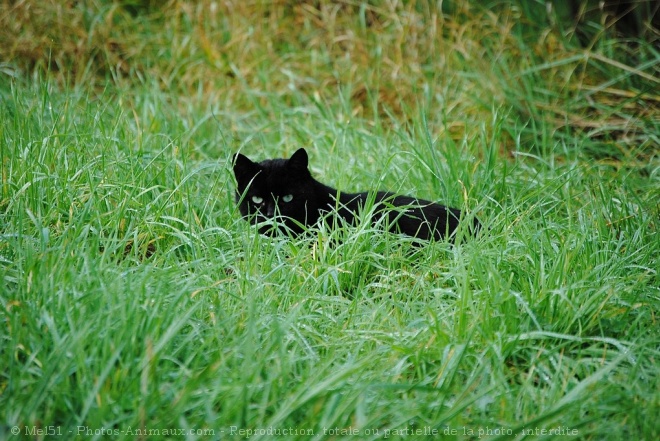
[[233, 148, 316, 235]]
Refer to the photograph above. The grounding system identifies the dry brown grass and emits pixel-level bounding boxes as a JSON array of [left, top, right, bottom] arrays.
[[1, 0, 657, 155]]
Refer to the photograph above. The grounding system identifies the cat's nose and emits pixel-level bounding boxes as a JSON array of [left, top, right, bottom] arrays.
[[266, 203, 275, 217]]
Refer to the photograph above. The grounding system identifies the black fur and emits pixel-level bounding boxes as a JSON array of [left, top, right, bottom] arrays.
[[233, 148, 479, 240]]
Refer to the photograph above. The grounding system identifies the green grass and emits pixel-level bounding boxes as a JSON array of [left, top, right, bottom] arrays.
[[1, 1, 659, 440]]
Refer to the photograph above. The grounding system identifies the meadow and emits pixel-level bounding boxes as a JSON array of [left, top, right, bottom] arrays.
[[1, 1, 658, 440]]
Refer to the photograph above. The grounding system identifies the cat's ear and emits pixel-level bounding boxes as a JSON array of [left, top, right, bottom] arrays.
[[233, 153, 259, 180], [288, 148, 308, 170]]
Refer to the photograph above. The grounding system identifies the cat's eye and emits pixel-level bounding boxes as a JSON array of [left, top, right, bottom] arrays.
[[282, 194, 293, 203], [251, 196, 264, 204]]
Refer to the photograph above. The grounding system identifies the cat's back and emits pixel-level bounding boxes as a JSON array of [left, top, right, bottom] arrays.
[[373, 192, 471, 240]]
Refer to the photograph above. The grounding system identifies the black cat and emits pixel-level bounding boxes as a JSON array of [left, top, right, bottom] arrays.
[[233, 148, 479, 241]]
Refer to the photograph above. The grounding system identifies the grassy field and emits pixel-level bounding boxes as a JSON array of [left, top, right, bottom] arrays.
[[1, 1, 659, 440]]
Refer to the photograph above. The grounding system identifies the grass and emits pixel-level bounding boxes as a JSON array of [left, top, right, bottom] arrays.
[[1, 1, 659, 440]]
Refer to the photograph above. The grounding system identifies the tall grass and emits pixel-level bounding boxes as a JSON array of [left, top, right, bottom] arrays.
[[1, 1, 659, 440]]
